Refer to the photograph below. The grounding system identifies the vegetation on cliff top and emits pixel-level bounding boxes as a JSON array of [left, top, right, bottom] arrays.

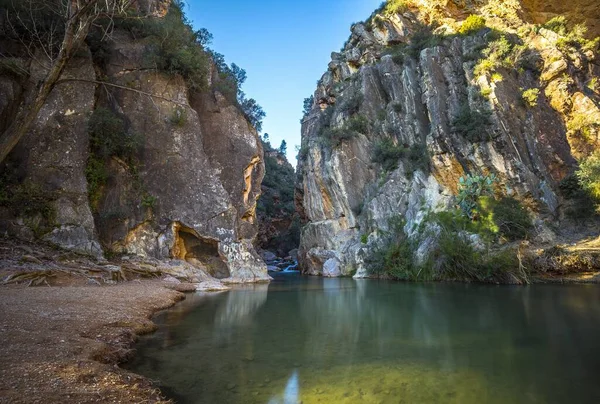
[[0, 0, 265, 168], [113, 0, 265, 132]]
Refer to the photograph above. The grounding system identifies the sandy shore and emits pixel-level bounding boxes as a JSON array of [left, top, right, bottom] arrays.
[[0, 281, 188, 403]]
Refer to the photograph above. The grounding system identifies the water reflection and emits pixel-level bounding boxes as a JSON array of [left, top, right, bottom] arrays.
[[268, 370, 299, 404], [128, 276, 600, 404], [215, 284, 269, 328]]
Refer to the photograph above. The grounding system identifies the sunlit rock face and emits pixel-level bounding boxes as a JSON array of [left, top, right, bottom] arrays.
[[296, 0, 600, 276], [521, 0, 600, 38], [0, 6, 268, 282]]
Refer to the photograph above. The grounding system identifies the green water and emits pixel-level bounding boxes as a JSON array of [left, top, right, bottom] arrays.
[[127, 274, 600, 404]]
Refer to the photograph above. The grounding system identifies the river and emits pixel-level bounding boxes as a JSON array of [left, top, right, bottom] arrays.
[[126, 273, 600, 403]]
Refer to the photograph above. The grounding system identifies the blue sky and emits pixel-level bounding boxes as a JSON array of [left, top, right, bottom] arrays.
[[184, 0, 382, 165]]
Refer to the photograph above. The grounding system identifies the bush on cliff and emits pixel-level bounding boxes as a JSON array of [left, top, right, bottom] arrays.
[[0, 179, 56, 227], [452, 104, 492, 142], [577, 152, 600, 202], [86, 108, 143, 211], [114, 0, 265, 132], [372, 139, 405, 172], [120, 0, 211, 91], [458, 15, 487, 36], [489, 197, 533, 241], [543, 16, 600, 53], [368, 210, 527, 283], [560, 174, 598, 219]]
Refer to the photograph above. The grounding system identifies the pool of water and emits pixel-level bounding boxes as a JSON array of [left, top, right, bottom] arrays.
[[126, 273, 600, 404]]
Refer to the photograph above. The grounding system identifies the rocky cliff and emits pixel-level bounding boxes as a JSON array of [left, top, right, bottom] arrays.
[[297, 0, 600, 279], [0, 0, 269, 283]]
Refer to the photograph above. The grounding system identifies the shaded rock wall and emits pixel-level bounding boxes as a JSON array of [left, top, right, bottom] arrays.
[[0, 8, 268, 282], [522, 0, 600, 38], [255, 143, 300, 257]]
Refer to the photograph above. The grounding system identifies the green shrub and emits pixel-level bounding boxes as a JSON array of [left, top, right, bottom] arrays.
[[383, 0, 413, 16], [170, 107, 187, 127], [560, 174, 583, 199], [480, 87, 492, 98], [85, 157, 108, 211], [4, 181, 56, 223], [319, 113, 369, 148], [542, 16, 569, 35], [567, 112, 599, 142], [371, 140, 429, 174], [407, 26, 443, 58], [367, 216, 427, 281], [258, 140, 297, 217], [372, 139, 405, 172], [490, 72, 503, 83], [347, 114, 370, 133], [458, 15, 487, 36], [407, 143, 430, 173], [88, 108, 142, 160], [296, 144, 309, 161], [380, 238, 421, 280], [474, 35, 514, 77], [361, 234, 368, 244], [383, 44, 408, 65], [452, 104, 492, 141], [86, 107, 143, 210], [125, 1, 210, 91], [141, 193, 158, 209], [492, 197, 533, 241], [321, 127, 358, 147], [559, 174, 598, 219], [238, 96, 266, 133], [543, 16, 600, 53], [577, 151, 600, 201], [521, 88, 540, 108], [457, 174, 497, 219], [337, 88, 363, 115], [428, 211, 527, 283]]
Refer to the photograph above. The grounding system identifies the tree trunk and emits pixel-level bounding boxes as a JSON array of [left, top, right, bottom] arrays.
[[0, 1, 92, 164]]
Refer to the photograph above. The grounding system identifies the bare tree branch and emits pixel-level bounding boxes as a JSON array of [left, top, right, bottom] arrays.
[[0, 0, 135, 164], [56, 77, 193, 108]]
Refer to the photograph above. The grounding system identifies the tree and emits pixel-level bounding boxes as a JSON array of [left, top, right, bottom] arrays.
[[195, 27, 213, 47], [0, 0, 133, 164], [230, 63, 247, 93], [302, 95, 314, 119], [279, 140, 287, 155], [239, 95, 265, 133]]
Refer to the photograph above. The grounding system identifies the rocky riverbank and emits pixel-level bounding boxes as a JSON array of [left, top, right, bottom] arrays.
[[0, 280, 185, 403], [0, 236, 239, 403]]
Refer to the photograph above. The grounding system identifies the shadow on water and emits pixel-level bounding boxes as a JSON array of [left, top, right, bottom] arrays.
[[126, 273, 600, 404]]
